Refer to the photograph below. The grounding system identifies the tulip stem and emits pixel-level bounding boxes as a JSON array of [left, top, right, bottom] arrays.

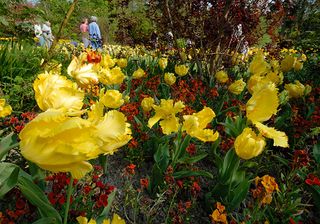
[[63, 176, 74, 224]]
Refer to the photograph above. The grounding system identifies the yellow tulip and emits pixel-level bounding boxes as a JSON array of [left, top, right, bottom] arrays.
[[280, 55, 296, 72], [246, 83, 279, 123], [249, 51, 269, 76], [100, 90, 124, 109], [234, 128, 266, 160], [101, 54, 116, 68], [77, 216, 96, 224], [182, 107, 219, 142], [109, 66, 125, 84], [158, 58, 168, 70], [300, 54, 307, 62], [253, 122, 288, 147], [284, 80, 305, 98], [116, 58, 128, 68], [33, 72, 84, 115], [67, 57, 99, 86], [141, 97, 154, 112], [265, 71, 283, 86], [0, 99, 12, 118], [93, 110, 132, 155], [148, 99, 185, 135], [175, 64, 189, 77], [228, 79, 246, 95], [293, 61, 303, 71], [215, 70, 229, 83], [19, 109, 101, 179], [132, 68, 146, 79], [102, 214, 126, 224], [164, 72, 176, 85]]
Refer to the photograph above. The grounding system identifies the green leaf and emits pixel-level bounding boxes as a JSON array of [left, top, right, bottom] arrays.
[[32, 217, 58, 224], [0, 132, 19, 160], [96, 189, 117, 224], [313, 143, 320, 164], [17, 171, 62, 223], [173, 135, 191, 165], [0, 162, 20, 198], [229, 179, 250, 211], [177, 153, 208, 164], [154, 144, 170, 172], [220, 149, 240, 182], [149, 165, 164, 195], [173, 170, 213, 179]]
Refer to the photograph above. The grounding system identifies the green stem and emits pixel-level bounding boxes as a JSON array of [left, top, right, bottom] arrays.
[[165, 189, 178, 224], [63, 176, 74, 224]]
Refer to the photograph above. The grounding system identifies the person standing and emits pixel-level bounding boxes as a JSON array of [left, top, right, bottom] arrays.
[[80, 18, 89, 48], [34, 22, 45, 47], [42, 21, 54, 49], [88, 16, 102, 50]]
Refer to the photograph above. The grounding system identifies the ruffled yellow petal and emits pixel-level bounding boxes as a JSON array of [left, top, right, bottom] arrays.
[[249, 51, 269, 75], [254, 122, 289, 147], [19, 109, 100, 179], [192, 129, 219, 142], [33, 72, 84, 114], [159, 116, 180, 134], [100, 89, 124, 109], [95, 110, 132, 154], [194, 107, 216, 129], [246, 83, 279, 122]]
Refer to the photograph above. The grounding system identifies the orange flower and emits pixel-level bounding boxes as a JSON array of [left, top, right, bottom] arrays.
[[210, 202, 228, 224]]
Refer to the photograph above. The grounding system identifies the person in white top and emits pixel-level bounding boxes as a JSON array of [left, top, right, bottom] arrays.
[[34, 23, 45, 46], [42, 21, 54, 49]]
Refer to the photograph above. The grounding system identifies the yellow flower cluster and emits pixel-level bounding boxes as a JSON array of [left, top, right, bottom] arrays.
[[147, 99, 219, 142], [247, 51, 283, 93], [20, 63, 132, 179], [235, 83, 288, 160], [67, 52, 126, 87]]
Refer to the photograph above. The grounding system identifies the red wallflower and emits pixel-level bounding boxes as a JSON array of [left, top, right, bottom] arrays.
[[140, 178, 149, 189], [305, 174, 320, 186]]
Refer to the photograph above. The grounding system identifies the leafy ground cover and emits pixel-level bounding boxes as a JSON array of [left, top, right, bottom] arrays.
[[0, 41, 319, 224]]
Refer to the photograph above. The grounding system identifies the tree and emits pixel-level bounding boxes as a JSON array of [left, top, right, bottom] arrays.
[[147, 0, 286, 75]]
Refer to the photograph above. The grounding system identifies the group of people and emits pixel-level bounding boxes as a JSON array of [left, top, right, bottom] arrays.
[[34, 21, 54, 48], [33, 16, 102, 50], [80, 16, 102, 50]]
